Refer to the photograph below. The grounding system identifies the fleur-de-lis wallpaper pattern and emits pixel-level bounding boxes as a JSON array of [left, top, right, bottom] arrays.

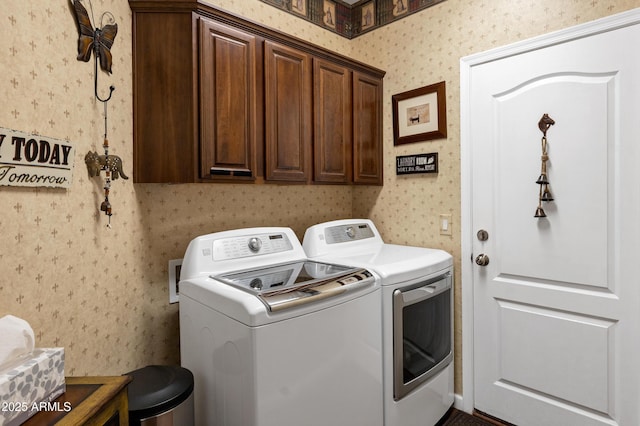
[[1, 0, 638, 394]]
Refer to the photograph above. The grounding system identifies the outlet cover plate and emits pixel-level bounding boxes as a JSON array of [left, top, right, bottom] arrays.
[[169, 259, 182, 304]]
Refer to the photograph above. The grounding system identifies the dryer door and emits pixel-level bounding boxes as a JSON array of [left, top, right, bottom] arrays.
[[392, 273, 452, 400]]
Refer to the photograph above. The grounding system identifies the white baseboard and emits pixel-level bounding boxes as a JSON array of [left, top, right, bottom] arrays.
[[453, 393, 469, 413]]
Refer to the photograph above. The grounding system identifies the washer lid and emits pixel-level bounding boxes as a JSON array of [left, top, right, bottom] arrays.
[[215, 260, 375, 311]]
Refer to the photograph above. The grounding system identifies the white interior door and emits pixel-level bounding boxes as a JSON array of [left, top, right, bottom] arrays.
[[462, 10, 640, 426]]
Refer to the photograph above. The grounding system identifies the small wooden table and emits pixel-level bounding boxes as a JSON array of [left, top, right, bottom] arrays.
[[22, 376, 131, 426]]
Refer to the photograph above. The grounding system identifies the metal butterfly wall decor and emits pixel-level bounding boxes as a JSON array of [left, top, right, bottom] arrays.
[[71, 0, 118, 74]]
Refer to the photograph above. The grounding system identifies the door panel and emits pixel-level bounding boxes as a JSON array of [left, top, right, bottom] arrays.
[[495, 74, 613, 288], [465, 12, 640, 426], [498, 301, 613, 412]]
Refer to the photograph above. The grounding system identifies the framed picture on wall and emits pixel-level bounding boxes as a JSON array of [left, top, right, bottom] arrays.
[[392, 81, 447, 145]]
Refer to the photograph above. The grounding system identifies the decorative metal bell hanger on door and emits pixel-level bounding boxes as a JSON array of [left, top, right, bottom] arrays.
[[535, 114, 555, 218]]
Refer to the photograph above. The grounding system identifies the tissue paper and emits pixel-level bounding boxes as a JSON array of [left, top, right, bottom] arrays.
[[0, 315, 35, 370], [0, 348, 65, 426]]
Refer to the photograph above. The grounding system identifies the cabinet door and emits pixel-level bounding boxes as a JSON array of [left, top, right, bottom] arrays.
[[313, 59, 352, 183], [131, 11, 195, 183], [353, 72, 383, 185], [199, 18, 258, 180], [264, 41, 312, 182]]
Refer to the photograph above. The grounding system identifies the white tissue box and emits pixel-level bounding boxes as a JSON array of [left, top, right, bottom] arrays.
[[0, 348, 65, 426]]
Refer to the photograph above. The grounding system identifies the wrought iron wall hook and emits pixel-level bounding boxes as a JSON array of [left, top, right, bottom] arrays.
[[72, 0, 125, 228], [534, 114, 555, 218], [94, 57, 115, 103]]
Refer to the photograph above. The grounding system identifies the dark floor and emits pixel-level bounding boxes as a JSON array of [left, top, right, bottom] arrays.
[[437, 408, 510, 426]]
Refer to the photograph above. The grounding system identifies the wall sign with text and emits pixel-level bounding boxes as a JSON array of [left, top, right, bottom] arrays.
[[0, 127, 75, 189], [396, 153, 438, 175]]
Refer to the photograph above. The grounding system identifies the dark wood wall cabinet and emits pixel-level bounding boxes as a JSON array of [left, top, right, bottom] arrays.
[[129, 0, 385, 185]]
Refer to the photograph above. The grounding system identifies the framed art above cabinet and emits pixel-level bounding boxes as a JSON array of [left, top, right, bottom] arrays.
[[129, 0, 385, 185]]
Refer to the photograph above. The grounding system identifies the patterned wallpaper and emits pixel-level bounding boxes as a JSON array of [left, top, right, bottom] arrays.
[[1, 0, 638, 398]]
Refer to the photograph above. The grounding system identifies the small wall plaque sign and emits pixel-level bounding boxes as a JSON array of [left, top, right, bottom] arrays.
[[396, 152, 438, 175], [0, 127, 75, 189]]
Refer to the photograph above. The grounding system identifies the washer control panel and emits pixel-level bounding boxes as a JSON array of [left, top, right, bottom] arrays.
[[324, 223, 375, 244], [213, 232, 293, 261]]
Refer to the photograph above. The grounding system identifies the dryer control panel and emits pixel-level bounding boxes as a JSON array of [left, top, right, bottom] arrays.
[[325, 223, 375, 244], [303, 219, 385, 258]]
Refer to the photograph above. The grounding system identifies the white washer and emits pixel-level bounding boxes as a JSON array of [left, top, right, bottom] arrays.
[[303, 219, 454, 426], [179, 227, 383, 426]]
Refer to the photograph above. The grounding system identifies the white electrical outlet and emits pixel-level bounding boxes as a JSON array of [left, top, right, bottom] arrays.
[[169, 259, 183, 304]]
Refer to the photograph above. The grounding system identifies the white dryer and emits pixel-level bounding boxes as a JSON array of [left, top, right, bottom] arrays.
[[303, 219, 454, 426], [179, 227, 383, 426]]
